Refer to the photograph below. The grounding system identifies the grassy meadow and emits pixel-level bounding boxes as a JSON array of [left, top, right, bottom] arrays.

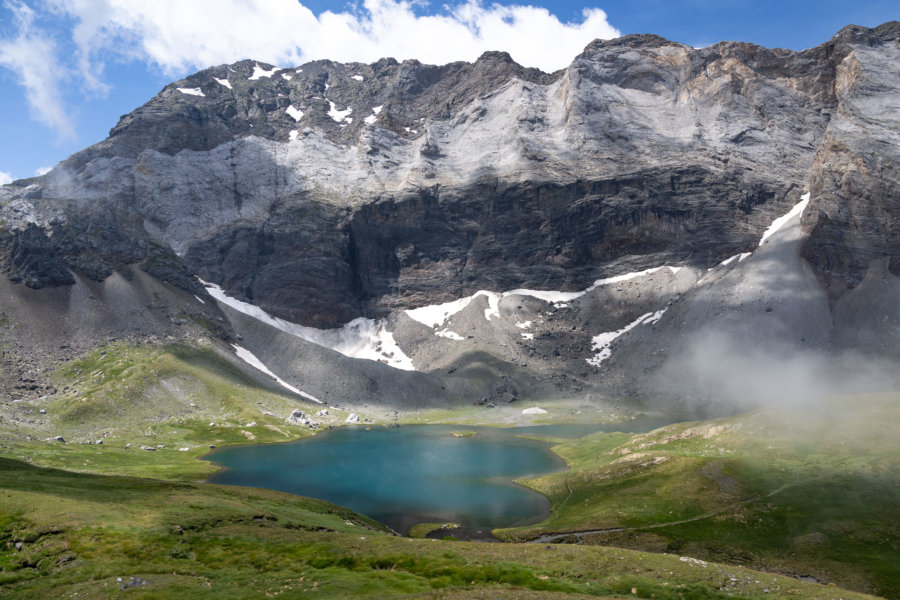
[[0, 341, 896, 598], [497, 395, 900, 599]]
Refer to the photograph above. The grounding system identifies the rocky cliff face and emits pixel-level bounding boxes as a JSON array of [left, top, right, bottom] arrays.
[[800, 24, 900, 295], [0, 22, 898, 411]]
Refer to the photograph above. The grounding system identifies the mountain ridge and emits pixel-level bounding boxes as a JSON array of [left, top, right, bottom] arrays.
[[0, 21, 898, 412]]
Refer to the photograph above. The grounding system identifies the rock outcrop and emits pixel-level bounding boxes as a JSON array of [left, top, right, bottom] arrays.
[[0, 22, 898, 411]]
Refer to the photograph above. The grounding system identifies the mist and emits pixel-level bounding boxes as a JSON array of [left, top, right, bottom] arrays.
[[654, 329, 900, 416]]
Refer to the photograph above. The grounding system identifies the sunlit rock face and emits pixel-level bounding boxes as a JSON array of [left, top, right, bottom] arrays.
[[7, 23, 898, 327], [0, 23, 898, 410]]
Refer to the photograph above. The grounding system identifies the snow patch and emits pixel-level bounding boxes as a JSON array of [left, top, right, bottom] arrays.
[[298, 390, 323, 404], [520, 332, 534, 340], [281, 73, 293, 81], [587, 309, 668, 367], [177, 87, 204, 97], [405, 290, 502, 328], [759, 193, 810, 246], [505, 288, 583, 303], [407, 266, 682, 339], [716, 252, 753, 270], [249, 64, 279, 80], [327, 101, 352, 123], [522, 407, 547, 415], [405, 295, 478, 329], [507, 266, 681, 304], [214, 77, 232, 89], [204, 281, 414, 371], [363, 105, 383, 126], [483, 292, 501, 320], [286, 105, 304, 121], [289, 129, 299, 141], [351, 74, 364, 81], [193, 295, 205, 305], [436, 329, 465, 340], [231, 344, 312, 398], [516, 321, 533, 329]]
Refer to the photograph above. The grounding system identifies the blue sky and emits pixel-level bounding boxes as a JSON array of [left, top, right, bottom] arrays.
[[1, 0, 896, 183]]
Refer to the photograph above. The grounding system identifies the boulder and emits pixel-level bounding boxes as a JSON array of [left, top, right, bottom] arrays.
[[288, 409, 309, 425]]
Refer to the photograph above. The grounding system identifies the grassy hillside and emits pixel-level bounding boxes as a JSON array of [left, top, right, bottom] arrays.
[[496, 395, 900, 599], [2, 342, 344, 481], [0, 457, 878, 599], [0, 341, 895, 598]]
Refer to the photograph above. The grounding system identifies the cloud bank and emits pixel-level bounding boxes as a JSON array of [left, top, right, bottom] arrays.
[[0, 0, 619, 140], [0, 171, 13, 185], [656, 330, 900, 415], [0, 1, 75, 140]]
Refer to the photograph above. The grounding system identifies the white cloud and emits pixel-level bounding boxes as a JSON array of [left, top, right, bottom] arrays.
[[0, 0, 619, 143], [54, 0, 619, 75], [0, 1, 75, 140], [35, 165, 52, 175], [0, 171, 14, 185]]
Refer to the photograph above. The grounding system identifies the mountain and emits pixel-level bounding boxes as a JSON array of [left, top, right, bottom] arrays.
[[0, 22, 898, 417]]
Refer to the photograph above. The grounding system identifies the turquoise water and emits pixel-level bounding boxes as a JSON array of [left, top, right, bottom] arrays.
[[204, 420, 672, 537]]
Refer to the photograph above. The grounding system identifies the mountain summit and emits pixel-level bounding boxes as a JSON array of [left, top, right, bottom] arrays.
[[1, 22, 898, 414]]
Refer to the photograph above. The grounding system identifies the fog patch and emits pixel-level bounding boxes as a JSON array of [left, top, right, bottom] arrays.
[[655, 330, 900, 414]]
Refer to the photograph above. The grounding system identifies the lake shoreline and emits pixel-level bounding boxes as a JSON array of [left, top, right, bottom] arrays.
[[202, 417, 681, 540]]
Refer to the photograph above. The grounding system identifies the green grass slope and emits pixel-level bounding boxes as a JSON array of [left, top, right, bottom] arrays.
[[496, 395, 900, 599], [1, 341, 894, 598], [2, 342, 347, 481], [0, 457, 878, 600]]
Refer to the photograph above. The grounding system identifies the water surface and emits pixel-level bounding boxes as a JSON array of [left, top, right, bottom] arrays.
[[204, 420, 673, 538]]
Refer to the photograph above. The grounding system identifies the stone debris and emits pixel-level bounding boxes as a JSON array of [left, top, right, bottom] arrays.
[[287, 409, 319, 428], [120, 576, 148, 590]]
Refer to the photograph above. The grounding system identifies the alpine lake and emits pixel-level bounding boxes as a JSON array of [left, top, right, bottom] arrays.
[[204, 417, 673, 540]]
